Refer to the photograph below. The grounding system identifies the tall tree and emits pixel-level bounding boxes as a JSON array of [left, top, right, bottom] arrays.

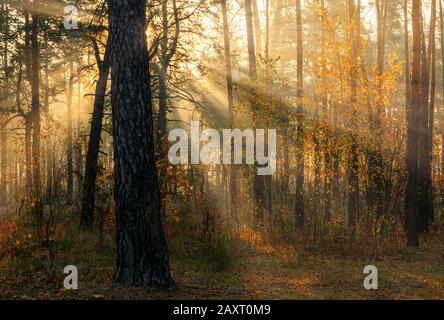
[[417, 1, 435, 233], [76, 80, 82, 199], [30, 0, 42, 240], [80, 40, 110, 230], [295, 0, 304, 229], [107, 0, 174, 287], [367, 0, 387, 219], [66, 60, 74, 205], [404, 0, 411, 111], [347, 0, 359, 229], [23, 2, 33, 199], [405, 0, 421, 247], [426, 0, 436, 226], [44, 33, 52, 204], [319, 0, 332, 223], [245, 0, 263, 227], [221, 0, 237, 222], [251, 0, 262, 55], [156, 0, 179, 151], [440, 0, 444, 181], [1, 0, 9, 206]]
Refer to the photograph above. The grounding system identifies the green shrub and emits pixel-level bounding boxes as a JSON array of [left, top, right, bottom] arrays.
[[202, 238, 233, 271]]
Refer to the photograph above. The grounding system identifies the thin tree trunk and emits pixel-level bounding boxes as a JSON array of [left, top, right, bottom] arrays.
[[76, 81, 82, 200], [31, 0, 42, 241], [25, 118, 32, 198], [156, 0, 179, 151], [156, 0, 170, 150], [23, 3, 33, 201], [80, 41, 110, 230], [1, 0, 9, 207], [405, 0, 411, 111], [418, 3, 430, 232], [66, 61, 74, 205], [320, 0, 332, 223], [265, 0, 269, 58], [347, 0, 359, 229], [367, 0, 386, 219], [426, 0, 437, 226], [251, 0, 262, 56], [44, 34, 52, 205], [245, 0, 264, 227], [221, 0, 238, 223], [295, 0, 304, 229], [271, 0, 283, 58], [440, 0, 444, 192], [406, 0, 421, 247]]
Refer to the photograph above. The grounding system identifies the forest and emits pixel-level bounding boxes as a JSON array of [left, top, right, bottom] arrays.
[[0, 0, 443, 300]]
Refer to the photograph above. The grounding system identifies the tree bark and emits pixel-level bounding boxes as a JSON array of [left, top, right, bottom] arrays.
[[66, 61, 74, 205], [405, 0, 421, 247], [31, 0, 42, 241], [367, 0, 386, 219], [76, 81, 83, 200], [440, 0, 444, 191], [1, 0, 9, 207], [221, 0, 238, 223], [404, 0, 411, 111], [251, 0, 262, 56], [347, 0, 359, 229], [295, 0, 304, 229], [417, 2, 431, 233], [245, 0, 265, 227], [156, 0, 179, 151], [426, 0, 436, 226], [108, 0, 174, 288], [80, 40, 110, 230], [44, 34, 52, 205]]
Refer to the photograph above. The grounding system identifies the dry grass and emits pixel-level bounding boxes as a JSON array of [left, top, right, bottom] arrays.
[[1, 221, 443, 300]]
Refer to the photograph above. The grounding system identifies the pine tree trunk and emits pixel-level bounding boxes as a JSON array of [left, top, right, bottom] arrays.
[[367, 0, 386, 219], [1, 0, 9, 207], [320, 0, 332, 223], [156, 0, 170, 150], [221, 0, 238, 223], [76, 81, 83, 200], [347, 0, 359, 229], [44, 34, 52, 205], [426, 0, 436, 226], [404, 0, 411, 111], [108, 0, 174, 288], [31, 0, 42, 241], [25, 118, 32, 198], [156, 0, 179, 152], [80, 42, 110, 230], [418, 4, 430, 233], [440, 0, 444, 193], [245, 0, 265, 227], [295, 0, 305, 229], [406, 0, 421, 247], [66, 61, 74, 205], [271, 0, 283, 57], [251, 0, 262, 55]]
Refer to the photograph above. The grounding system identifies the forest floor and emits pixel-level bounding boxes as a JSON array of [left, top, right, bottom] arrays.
[[1, 223, 444, 300]]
